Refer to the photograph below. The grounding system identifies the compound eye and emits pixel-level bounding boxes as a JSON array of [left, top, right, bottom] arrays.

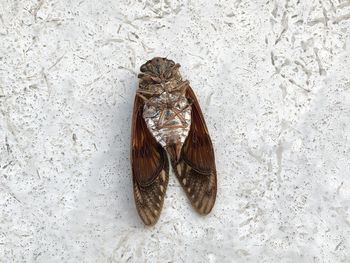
[[140, 64, 147, 72], [168, 60, 175, 66]]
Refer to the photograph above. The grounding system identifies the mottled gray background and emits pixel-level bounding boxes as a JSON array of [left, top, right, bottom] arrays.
[[1, 0, 350, 262]]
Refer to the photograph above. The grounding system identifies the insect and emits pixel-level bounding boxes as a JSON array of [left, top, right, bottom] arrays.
[[131, 57, 217, 225]]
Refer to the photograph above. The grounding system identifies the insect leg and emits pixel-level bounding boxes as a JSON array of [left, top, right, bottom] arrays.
[[136, 93, 149, 101], [177, 80, 190, 95]]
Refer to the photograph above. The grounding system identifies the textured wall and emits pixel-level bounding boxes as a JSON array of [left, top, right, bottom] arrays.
[[1, 0, 350, 262]]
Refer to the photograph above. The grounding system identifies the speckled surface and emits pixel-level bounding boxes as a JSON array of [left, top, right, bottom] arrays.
[[1, 0, 350, 262]]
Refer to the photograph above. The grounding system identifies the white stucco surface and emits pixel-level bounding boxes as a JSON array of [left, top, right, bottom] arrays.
[[1, 0, 350, 262]]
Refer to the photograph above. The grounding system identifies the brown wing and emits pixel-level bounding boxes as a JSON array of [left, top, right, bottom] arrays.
[[131, 95, 169, 225], [172, 86, 217, 215]]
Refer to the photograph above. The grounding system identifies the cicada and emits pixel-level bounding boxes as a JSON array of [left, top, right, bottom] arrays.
[[131, 57, 217, 225]]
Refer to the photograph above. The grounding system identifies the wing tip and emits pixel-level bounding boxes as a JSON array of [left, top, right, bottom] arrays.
[[192, 190, 217, 215], [173, 160, 217, 216], [134, 193, 163, 226], [132, 170, 169, 226], [137, 207, 161, 226]]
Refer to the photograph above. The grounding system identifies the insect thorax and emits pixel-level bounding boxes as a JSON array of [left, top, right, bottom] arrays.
[[143, 91, 192, 150]]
